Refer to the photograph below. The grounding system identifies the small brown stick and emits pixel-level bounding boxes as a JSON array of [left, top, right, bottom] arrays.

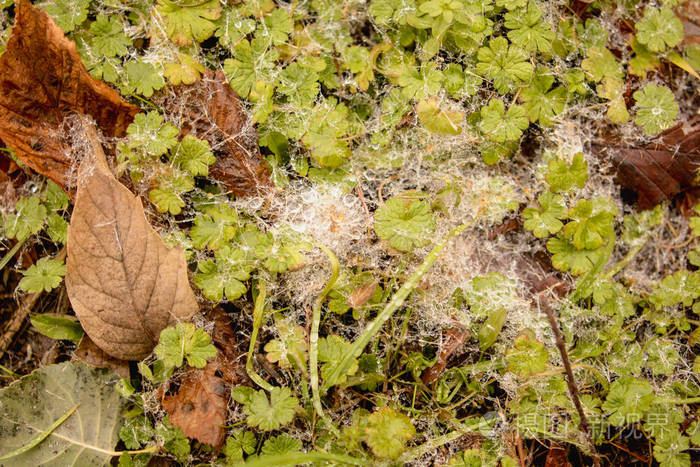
[[609, 441, 649, 463], [355, 180, 372, 226], [0, 290, 42, 360], [515, 431, 527, 467], [539, 297, 600, 467]]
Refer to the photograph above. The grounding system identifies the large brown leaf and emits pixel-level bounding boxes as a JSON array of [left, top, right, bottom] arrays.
[[161, 363, 228, 448], [0, 0, 139, 190], [592, 116, 700, 210], [65, 125, 197, 361], [158, 70, 273, 196]]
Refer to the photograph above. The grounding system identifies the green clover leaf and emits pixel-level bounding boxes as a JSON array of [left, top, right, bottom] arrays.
[[581, 47, 623, 83], [476, 37, 533, 94], [519, 72, 567, 126], [194, 246, 253, 301], [89, 14, 132, 58], [124, 61, 165, 98], [563, 199, 615, 250], [633, 84, 678, 136], [223, 38, 279, 98], [19, 257, 66, 293], [277, 62, 320, 106], [479, 98, 529, 143], [261, 434, 302, 456], [363, 407, 416, 460], [504, 1, 555, 53], [171, 135, 216, 177], [40, 0, 89, 33], [125, 112, 179, 158], [506, 334, 548, 376], [264, 321, 308, 370], [546, 235, 607, 275], [156, 0, 222, 46], [163, 54, 206, 86], [545, 152, 588, 193], [636, 7, 683, 53], [233, 386, 299, 431], [190, 205, 238, 250], [148, 171, 194, 215], [523, 192, 568, 238], [3, 196, 47, 240], [649, 270, 700, 308], [601, 376, 654, 425], [223, 430, 257, 462], [154, 322, 217, 369], [215, 8, 256, 48], [318, 335, 359, 382], [374, 195, 436, 252], [156, 418, 190, 462]]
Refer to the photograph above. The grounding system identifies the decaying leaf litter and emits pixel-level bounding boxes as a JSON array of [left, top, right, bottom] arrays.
[[0, 0, 699, 465]]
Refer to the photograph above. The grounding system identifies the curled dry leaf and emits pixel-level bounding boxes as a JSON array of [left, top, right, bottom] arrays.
[[592, 116, 700, 210], [161, 363, 228, 448], [158, 70, 273, 196], [65, 125, 197, 360], [0, 0, 138, 191], [73, 334, 131, 379]]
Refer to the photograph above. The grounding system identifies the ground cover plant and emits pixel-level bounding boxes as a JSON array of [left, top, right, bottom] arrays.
[[0, 0, 699, 465]]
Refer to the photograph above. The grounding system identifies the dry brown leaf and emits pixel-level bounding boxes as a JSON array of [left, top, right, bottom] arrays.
[[65, 125, 197, 361], [544, 444, 572, 467], [73, 334, 130, 379], [592, 116, 700, 210], [206, 307, 249, 385], [158, 70, 273, 196], [0, 0, 138, 190], [161, 363, 228, 448]]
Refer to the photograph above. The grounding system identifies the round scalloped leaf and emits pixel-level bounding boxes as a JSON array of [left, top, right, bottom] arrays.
[[0, 362, 126, 465]]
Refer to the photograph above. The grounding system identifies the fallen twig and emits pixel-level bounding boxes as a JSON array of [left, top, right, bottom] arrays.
[[539, 297, 600, 467]]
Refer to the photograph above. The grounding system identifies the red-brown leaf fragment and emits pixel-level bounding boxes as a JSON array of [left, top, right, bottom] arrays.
[[206, 306, 250, 385], [421, 327, 469, 384], [544, 444, 572, 467], [158, 70, 272, 196], [592, 116, 700, 210], [0, 0, 139, 191], [65, 125, 197, 361], [161, 363, 228, 448]]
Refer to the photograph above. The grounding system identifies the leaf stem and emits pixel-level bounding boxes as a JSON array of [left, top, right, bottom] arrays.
[[0, 403, 79, 460], [247, 281, 275, 392], [0, 236, 29, 272], [399, 418, 490, 462], [321, 221, 474, 393], [657, 396, 700, 405], [309, 245, 339, 425], [602, 239, 649, 280], [241, 451, 364, 466]]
